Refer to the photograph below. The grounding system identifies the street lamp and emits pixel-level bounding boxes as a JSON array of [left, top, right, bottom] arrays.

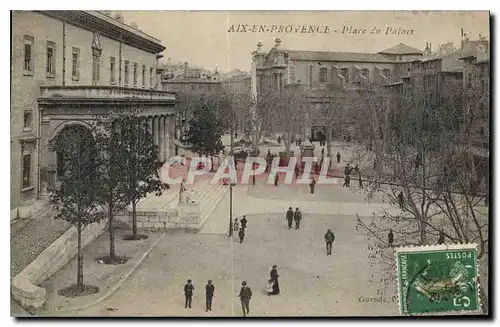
[[227, 129, 236, 237]]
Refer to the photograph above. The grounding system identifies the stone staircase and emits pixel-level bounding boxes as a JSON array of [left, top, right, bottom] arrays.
[[115, 173, 228, 232]]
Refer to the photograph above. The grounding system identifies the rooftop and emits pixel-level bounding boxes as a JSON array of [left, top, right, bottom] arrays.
[[379, 43, 423, 55], [286, 50, 396, 63]]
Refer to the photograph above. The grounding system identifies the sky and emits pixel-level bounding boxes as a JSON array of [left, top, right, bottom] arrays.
[[120, 11, 490, 72]]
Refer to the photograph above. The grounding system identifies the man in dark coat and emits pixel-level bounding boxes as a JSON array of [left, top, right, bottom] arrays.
[[309, 178, 316, 194], [270, 265, 280, 295], [324, 229, 335, 255], [240, 215, 248, 230], [438, 231, 445, 244], [205, 280, 214, 311], [238, 281, 252, 316], [238, 228, 245, 243], [388, 229, 394, 247], [294, 165, 300, 179], [286, 207, 294, 229], [274, 172, 279, 187], [184, 279, 195, 309], [336, 152, 341, 163], [398, 191, 404, 209], [294, 208, 302, 229]]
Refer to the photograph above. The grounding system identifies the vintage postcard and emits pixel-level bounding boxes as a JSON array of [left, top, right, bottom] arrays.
[[10, 10, 490, 317]]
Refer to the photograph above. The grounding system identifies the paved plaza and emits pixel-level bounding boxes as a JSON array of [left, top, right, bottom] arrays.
[[52, 167, 401, 317], [59, 213, 398, 317]]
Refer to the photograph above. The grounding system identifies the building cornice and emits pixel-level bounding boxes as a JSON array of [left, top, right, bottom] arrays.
[[38, 11, 166, 54]]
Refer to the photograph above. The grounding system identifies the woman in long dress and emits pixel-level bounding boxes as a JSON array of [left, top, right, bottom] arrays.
[[270, 265, 280, 295]]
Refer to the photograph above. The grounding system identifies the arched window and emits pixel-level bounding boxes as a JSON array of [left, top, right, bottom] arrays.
[[319, 67, 328, 83]]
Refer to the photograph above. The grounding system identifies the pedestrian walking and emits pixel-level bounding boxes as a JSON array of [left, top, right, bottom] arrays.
[[240, 215, 248, 230], [321, 147, 325, 156], [233, 218, 239, 232], [270, 265, 280, 295], [238, 228, 245, 243], [309, 178, 316, 194], [354, 164, 360, 175], [274, 172, 279, 187], [286, 207, 294, 229], [294, 208, 302, 229], [343, 175, 351, 187], [388, 229, 394, 247], [336, 152, 341, 163], [294, 165, 300, 179], [205, 280, 214, 312], [184, 279, 195, 309], [266, 279, 274, 296], [238, 281, 252, 316], [398, 191, 404, 209], [438, 230, 445, 245], [324, 229, 335, 255]]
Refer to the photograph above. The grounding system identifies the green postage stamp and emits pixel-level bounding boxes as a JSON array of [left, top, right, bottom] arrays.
[[396, 244, 480, 315]]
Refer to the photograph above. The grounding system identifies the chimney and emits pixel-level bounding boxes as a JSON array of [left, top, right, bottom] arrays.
[[114, 13, 124, 23]]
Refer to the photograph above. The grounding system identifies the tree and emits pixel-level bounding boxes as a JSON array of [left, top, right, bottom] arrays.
[[265, 87, 308, 157], [356, 83, 489, 313], [94, 115, 130, 263], [184, 98, 225, 169], [121, 114, 168, 240], [311, 89, 358, 158], [49, 124, 105, 294]]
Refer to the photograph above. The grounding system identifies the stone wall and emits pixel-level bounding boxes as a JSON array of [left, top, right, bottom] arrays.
[[11, 219, 108, 312], [115, 201, 202, 232]]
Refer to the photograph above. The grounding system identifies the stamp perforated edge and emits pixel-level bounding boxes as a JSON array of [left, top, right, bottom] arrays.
[[394, 243, 482, 316]]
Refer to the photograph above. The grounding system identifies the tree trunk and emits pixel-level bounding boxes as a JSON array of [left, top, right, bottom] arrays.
[[325, 127, 332, 158], [283, 131, 291, 158], [108, 201, 115, 259], [132, 197, 137, 237], [77, 221, 84, 290], [211, 155, 214, 172]]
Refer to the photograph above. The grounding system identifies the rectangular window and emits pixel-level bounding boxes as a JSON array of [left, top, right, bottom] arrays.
[[340, 68, 349, 83], [110, 57, 116, 84], [92, 54, 100, 84], [383, 69, 390, 79], [150, 67, 154, 87], [124, 61, 130, 85], [361, 68, 369, 81], [23, 36, 34, 75], [468, 73, 473, 88], [309, 66, 313, 86], [46, 41, 55, 77], [319, 67, 328, 83], [133, 63, 138, 86], [23, 111, 33, 130], [142, 65, 146, 87], [72, 48, 80, 80], [22, 154, 31, 188]]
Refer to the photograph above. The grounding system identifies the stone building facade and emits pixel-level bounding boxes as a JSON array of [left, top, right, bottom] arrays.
[[11, 11, 177, 218], [251, 38, 424, 139]]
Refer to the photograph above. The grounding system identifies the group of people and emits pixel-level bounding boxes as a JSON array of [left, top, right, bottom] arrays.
[[343, 163, 363, 188], [285, 207, 303, 229], [183, 279, 215, 311], [182, 265, 281, 316], [233, 215, 248, 243]]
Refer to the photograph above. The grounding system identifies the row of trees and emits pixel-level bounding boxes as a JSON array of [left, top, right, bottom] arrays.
[[50, 112, 167, 294], [352, 83, 489, 313]]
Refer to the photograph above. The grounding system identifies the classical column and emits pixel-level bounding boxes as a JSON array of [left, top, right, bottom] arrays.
[[153, 116, 159, 147], [159, 116, 165, 162], [169, 115, 175, 155], [163, 115, 170, 160], [147, 116, 153, 138]]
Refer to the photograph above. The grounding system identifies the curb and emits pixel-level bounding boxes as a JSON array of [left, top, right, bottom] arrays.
[[45, 232, 166, 314]]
